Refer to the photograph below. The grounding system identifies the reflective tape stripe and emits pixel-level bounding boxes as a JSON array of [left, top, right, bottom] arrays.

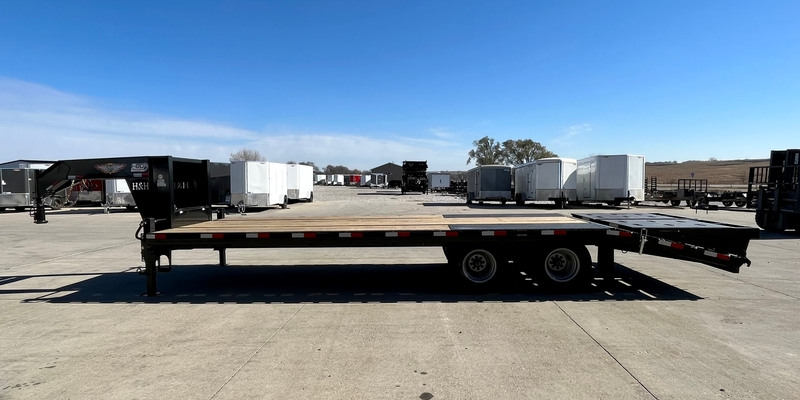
[[433, 231, 459, 237], [542, 230, 567, 236], [659, 239, 684, 250], [339, 232, 364, 238], [200, 233, 224, 239], [704, 250, 730, 261]]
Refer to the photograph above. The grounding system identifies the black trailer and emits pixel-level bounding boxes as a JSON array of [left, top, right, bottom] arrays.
[[401, 161, 428, 194], [646, 178, 747, 208], [748, 149, 800, 231], [33, 156, 759, 296]]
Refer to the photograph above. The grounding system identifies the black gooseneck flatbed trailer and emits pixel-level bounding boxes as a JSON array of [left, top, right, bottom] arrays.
[[33, 156, 760, 296]]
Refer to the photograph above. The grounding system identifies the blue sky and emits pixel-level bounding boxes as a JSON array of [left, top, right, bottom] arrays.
[[1, 1, 798, 171]]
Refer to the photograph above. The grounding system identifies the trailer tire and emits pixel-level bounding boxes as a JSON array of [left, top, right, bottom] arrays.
[[735, 200, 746, 207], [722, 201, 733, 207], [670, 200, 681, 207], [50, 196, 64, 210], [536, 245, 591, 290]]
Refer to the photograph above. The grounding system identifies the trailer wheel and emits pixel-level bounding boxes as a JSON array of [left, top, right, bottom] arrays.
[[537, 245, 591, 289], [670, 200, 681, 207], [722, 201, 733, 207], [50, 196, 64, 210], [451, 248, 501, 286], [735, 200, 746, 207]]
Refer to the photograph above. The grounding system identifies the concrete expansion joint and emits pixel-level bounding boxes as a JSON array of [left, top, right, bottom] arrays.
[[552, 301, 659, 399]]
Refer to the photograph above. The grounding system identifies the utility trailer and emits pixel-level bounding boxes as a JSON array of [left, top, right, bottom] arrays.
[[286, 164, 314, 202], [401, 161, 428, 194], [103, 179, 136, 210], [645, 178, 747, 208], [230, 161, 289, 211], [748, 149, 800, 231], [32, 156, 759, 297], [430, 174, 451, 192], [514, 158, 578, 207], [466, 165, 513, 204], [577, 154, 645, 206]]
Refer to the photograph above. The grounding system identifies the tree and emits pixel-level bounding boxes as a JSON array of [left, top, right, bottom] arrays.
[[501, 139, 557, 165], [229, 148, 266, 162], [466, 136, 503, 166]]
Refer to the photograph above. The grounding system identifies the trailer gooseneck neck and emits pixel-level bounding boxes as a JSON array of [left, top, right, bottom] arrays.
[[34, 156, 760, 297]]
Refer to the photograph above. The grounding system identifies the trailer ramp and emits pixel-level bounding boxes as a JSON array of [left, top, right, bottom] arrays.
[[573, 212, 759, 273]]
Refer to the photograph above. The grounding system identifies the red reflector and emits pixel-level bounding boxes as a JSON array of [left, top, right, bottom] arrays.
[[446, 231, 458, 237], [621, 231, 633, 237], [212, 233, 224, 239], [259, 233, 270, 239], [398, 231, 410, 237], [718, 253, 730, 261], [494, 230, 507, 236], [553, 230, 567, 236], [154, 233, 167, 240], [671, 242, 684, 250], [351, 232, 363, 238], [305, 233, 316, 239]]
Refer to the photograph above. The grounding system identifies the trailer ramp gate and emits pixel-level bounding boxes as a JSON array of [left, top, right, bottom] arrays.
[[572, 213, 758, 273]]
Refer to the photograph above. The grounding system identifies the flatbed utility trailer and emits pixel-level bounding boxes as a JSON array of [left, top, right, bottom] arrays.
[[32, 156, 759, 296], [646, 178, 747, 208]]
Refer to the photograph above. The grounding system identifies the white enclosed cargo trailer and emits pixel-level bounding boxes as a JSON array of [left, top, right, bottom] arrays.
[[577, 154, 645, 206], [230, 161, 289, 211], [104, 179, 136, 210], [287, 164, 314, 202], [430, 174, 451, 191], [331, 174, 345, 186], [514, 158, 578, 207], [466, 165, 513, 204]]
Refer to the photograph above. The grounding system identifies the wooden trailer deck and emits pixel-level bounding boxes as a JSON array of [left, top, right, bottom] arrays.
[[158, 214, 601, 235]]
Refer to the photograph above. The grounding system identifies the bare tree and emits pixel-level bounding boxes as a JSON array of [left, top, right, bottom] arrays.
[[229, 149, 266, 162], [501, 139, 557, 165], [466, 136, 504, 166]]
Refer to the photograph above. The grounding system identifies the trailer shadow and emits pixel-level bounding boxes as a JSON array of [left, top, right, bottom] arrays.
[[11, 263, 701, 304]]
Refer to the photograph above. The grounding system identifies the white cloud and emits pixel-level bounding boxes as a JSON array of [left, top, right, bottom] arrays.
[[0, 78, 471, 170]]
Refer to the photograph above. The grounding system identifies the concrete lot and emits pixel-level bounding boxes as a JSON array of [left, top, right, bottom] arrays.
[[1, 185, 799, 399]]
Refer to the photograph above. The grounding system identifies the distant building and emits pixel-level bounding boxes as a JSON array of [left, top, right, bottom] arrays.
[[370, 162, 403, 188]]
